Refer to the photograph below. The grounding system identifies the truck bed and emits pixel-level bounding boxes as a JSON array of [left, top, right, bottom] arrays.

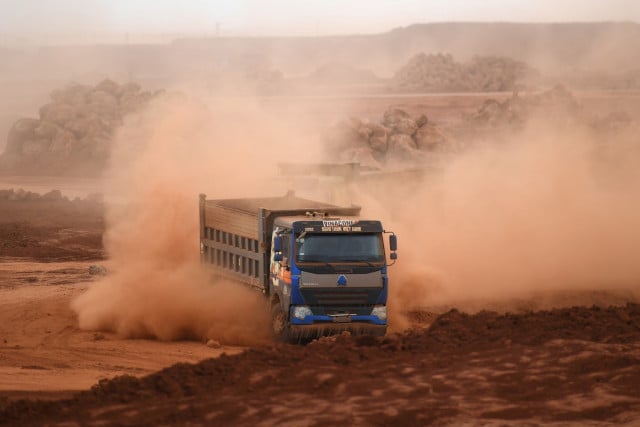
[[198, 192, 361, 293]]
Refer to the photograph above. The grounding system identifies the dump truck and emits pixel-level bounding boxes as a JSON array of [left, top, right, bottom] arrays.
[[199, 191, 398, 342]]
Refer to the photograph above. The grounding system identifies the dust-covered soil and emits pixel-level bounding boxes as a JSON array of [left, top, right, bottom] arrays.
[[0, 262, 242, 399], [1, 87, 640, 425], [0, 192, 243, 404], [1, 303, 639, 426], [0, 192, 104, 261]]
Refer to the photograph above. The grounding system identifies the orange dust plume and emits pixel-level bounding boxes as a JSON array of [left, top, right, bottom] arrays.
[[71, 93, 315, 345]]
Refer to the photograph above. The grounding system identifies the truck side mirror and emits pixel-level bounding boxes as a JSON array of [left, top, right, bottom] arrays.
[[273, 235, 282, 253], [390, 252, 397, 260], [389, 234, 398, 252], [274, 253, 283, 262]]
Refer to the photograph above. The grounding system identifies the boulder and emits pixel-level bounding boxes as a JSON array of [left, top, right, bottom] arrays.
[[382, 108, 411, 128], [387, 134, 419, 161], [415, 114, 428, 128], [394, 117, 418, 135], [366, 123, 389, 153], [415, 124, 447, 150], [0, 79, 157, 176]]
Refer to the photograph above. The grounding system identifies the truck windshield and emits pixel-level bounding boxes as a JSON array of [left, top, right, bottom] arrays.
[[295, 233, 385, 264]]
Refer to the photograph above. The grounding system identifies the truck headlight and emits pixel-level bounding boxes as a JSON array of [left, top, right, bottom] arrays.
[[371, 305, 387, 320], [293, 306, 313, 320]]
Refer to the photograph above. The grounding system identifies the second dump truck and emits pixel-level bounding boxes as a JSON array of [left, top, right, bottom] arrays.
[[199, 191, 397, 342]]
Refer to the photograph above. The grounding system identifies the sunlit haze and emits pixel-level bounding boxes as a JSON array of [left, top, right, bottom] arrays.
[[1, 0, 640, 44]]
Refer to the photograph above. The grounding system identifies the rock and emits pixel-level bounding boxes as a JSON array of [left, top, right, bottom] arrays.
[[382, 108, 417, 135], [393, 52, 538, 92], [367, 123, 389, 153], [206, 339, 222, 349], [415, 114, 429, 127], [415, 124, 448, 151], [382, 108, 411, 128], [394, 117, 418, 135], [387, 134, 419, 161], [1, 79, 156, 176], [357, 120, 373, 140]]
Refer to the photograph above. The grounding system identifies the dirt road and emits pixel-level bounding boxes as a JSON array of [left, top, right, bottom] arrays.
[[1, 299, 639, 426], [0, 261, 242, 400]]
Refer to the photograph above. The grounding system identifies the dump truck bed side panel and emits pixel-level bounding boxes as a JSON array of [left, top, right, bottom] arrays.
[[199, 193, 362, 293]]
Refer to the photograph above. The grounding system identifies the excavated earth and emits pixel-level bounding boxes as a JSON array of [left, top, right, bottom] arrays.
[[1, 305, 639, 426], [1, 186, 640, 425]]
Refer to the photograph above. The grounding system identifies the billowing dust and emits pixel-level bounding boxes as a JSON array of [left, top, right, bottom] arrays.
[[377, 118, 640, 322], [71, 94, 324, 344], [71, 89, 640, 339]]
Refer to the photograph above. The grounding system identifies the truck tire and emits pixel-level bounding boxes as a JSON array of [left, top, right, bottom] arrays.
[[270, 303, 291, 343]]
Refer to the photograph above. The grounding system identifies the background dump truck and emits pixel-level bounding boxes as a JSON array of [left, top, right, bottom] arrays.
[[199, 191, 398, 342]]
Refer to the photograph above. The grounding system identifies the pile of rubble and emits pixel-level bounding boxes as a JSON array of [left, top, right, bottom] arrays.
[[464, 85, 584, 131], [325, 107, 449, 168], [0, 188, 102, 203], [393, 53, 538, 92], [0, 79, 157, 176]]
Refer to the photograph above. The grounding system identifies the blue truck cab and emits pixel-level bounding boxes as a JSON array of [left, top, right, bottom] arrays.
[[198, 192, 397, 343]]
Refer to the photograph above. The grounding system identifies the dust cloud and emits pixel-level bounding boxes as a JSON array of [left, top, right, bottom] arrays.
[[71, 92, 321, 344], [374, 117, 640, 317]]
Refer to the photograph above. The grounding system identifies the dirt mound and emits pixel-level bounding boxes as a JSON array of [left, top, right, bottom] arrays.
[[0, 79, 158, 177], [465, 84, 581, 130], [393, 53, 539, 92], [0, 189, 104, 261], [326, 107, 448, 168], [3, 304, 639, 426]]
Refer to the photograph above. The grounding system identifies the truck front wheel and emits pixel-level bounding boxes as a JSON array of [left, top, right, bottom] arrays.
[[270, 303, 291, 343]]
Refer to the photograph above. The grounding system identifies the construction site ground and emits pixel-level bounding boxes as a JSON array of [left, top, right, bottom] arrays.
[[1, 92, 640, 425]]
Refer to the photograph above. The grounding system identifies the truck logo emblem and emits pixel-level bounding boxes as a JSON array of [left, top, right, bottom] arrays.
[[337, 275, 348, 286]]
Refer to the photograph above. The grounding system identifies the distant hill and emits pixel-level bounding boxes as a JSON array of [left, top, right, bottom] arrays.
[[171, 22, 640, 76], [2, 22, 638, 83]]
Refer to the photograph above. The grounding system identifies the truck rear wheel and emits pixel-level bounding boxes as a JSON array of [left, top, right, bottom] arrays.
[[270, 303, 291, 343]]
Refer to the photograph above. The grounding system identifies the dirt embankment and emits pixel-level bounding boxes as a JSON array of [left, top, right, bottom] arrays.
[[0, 189, 104, 261], [1, 304, 639, 426]]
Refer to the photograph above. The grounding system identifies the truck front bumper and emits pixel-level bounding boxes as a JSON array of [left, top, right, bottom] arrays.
[[288, 323, 387, 340]]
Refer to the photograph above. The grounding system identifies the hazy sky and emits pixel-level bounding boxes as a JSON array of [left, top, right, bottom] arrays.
[[1, 0, 639, 42]]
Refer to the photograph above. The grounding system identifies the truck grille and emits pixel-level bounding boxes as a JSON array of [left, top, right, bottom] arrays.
[[301, 288, 372, 307]]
